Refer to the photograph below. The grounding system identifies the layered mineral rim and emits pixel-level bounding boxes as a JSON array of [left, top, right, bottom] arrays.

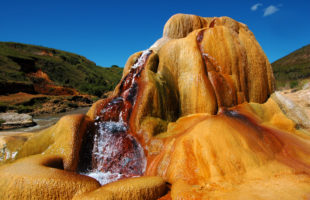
[[1, 13, 310, 200]]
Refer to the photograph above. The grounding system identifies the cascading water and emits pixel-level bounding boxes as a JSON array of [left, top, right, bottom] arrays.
[[79, 50, 152, 185]]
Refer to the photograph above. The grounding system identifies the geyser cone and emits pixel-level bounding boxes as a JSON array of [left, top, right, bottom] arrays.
[[79, 13, 277, 187]]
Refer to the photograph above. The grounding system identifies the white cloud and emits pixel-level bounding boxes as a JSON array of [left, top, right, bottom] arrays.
[[263, 5, 280, 16], [251, 3, 262, 11]]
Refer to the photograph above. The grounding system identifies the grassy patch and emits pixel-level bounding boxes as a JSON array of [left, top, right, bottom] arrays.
[[91, 96, 100, 102], [15, 105, 34, 113], [0, 41, 123, 97], [272, 44, 310, 90], [289, 80, 299, 89], [18, 97, 49, 106], [0, 101, 37, 114]]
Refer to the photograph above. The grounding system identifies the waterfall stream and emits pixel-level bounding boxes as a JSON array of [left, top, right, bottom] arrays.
[[79, 50, 152, 185]]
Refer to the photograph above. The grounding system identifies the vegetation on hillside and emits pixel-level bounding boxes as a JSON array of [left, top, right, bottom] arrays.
[[272, 44, 310, 89], [0, 42, 123, 97], [0, 93, 96, 115]]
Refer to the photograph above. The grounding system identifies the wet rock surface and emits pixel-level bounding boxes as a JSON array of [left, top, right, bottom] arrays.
[[0, 112, 36, 130], [78, 50, 152, 185]]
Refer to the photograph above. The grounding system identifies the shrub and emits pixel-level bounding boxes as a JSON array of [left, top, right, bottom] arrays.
[[289, 80, 299, 88], [16, 105, 34, 113]]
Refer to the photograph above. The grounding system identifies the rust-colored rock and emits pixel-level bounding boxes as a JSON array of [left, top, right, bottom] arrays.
[[1, 13, 309, 200], [27, 69, 80, 96]]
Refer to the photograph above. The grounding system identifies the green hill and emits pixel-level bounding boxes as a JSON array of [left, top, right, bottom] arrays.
[[0, 42, 123, 97], [272, 44, 310, 89]]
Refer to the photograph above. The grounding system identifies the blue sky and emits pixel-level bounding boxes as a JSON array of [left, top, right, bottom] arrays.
[[0, 0, 309, 67]]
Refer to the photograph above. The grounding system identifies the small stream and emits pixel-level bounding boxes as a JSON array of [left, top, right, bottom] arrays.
[[78, 50, 151, 185], [0, 106, 90, 135]]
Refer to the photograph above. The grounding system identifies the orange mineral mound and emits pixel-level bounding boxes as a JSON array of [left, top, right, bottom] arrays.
[[146, 99, 310, 199], [0, 14, 309, 200], [112, 14, 275, 146]]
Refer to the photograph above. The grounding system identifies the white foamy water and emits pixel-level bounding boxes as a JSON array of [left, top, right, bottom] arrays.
[[93, 121, 127, 172], [82, 171, 123, 185], [0, 148, 18, 162], [131, 50, 152, 69], [81, 50, 150, 185], [82, 121, 146, 185]]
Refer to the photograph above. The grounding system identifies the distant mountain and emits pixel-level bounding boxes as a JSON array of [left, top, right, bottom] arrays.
[[0, 42, 123, 97], [272, 44, 310, 89]]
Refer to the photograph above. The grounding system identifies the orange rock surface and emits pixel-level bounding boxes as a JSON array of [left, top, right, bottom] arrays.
[[0, 154, 100, 199], [0, 14, 309, 200], [73, 176, 168, 200], [146, 99, 310, 199]]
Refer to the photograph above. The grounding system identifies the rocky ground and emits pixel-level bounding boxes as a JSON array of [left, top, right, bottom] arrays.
[[0, 112, 35, 130], [0, 92, 95, 130], [279, 88, 310, 119], [275, 87, 310, 132]]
